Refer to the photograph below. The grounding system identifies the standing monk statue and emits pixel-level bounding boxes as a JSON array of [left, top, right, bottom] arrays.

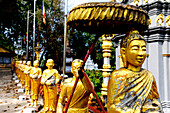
[[30, 60, 42, 107], [41, 59, 61, 113], [57, 59, 93, 113], [21, 61, 26, 88], [107, 30, 163, 113], [24, 61, 32, 95]]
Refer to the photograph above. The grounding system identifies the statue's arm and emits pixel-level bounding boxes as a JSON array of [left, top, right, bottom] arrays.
[[38, 68, 42, 79], [55, 70, 61, 85], [57, 84, 67, 113], [41, 71, 46, 85], [78, 70, 94, 93]]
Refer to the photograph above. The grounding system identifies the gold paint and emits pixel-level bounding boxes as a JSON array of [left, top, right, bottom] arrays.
[[41, 59, 61, 113], [24, 61, 32, 95], [165, 15, 170, 26], [156, 14, 164, 26], [30, 60, 42, 107], [57, 59, 93, 113], [102, 72, 111, 77], [102, 83, 108, 88], [107, 30, 162, 113], [103, 64, 111, 69], [103, 53, 111, 57]]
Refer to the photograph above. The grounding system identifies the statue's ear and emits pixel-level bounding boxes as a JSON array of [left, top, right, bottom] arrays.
[[120, 47, 127, 68]]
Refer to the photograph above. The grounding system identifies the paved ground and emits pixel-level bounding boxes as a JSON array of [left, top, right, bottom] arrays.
[[0, 68, 43, 113]]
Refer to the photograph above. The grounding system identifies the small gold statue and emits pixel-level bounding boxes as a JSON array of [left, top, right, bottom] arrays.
[[41, 59, 61, 113], [30, 60, 42, 107], [107, 30, 163, 113], [20, 61, 26, 88], [57, 59, 93, 113], [24, 61, 32, 95]]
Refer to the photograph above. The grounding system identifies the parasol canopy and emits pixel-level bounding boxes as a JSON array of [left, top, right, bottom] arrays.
[[67, 2, 150, 34]]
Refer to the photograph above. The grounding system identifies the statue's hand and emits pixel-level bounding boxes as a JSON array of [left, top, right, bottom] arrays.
[[45, 82, 52, 86]]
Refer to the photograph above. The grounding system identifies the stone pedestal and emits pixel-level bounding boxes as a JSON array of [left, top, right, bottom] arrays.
[[17, 83, 22, 88], [15, 80, 20, 84], [15, 88, 25, 93], [19, 95, 27, 101]]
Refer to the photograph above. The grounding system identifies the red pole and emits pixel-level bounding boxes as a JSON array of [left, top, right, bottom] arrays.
[[64, 35, 106, 113]]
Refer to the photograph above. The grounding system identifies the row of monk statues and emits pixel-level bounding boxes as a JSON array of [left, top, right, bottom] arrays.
[[13, 30, 163, 113]]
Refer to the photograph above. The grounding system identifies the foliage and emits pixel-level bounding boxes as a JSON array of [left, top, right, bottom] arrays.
[[0, 0, 65, 70], [85, 69, 103, 96], [69, 30, 116, 70]]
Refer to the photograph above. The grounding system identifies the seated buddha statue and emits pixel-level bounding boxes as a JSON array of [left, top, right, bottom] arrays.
[[107, 30, 163, 113], [30, 60, 42, 107], [41, 59, 61, 113], [57, 59, 94, 113]]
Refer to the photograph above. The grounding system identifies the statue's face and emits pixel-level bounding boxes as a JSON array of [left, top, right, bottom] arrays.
[[46, 59, 54, 69], [125, 40, 146, 67], [33, 61, 39, 67], [71, 60, 82, 75], [27, 61, 31, 66]]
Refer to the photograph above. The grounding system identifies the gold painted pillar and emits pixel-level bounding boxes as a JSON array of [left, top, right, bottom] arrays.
[[101, 34, 113, 105]]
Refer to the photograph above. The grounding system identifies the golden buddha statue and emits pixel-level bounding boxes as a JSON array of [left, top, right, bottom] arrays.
[[41, 59, 61, 113], [107, 30, 163, 113], [24, 61, 32, 95], [57, 59, 93, 113], [20, 61, 26, 88], [30, 60, 42, 107]]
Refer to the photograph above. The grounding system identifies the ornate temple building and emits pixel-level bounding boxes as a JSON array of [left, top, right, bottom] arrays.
[[115, 0, 170, 112]]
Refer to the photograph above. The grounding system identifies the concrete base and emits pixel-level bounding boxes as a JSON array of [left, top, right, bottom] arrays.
[[15, 88, 25, 93], [19, 95, 27, 101], [17, 83, 22, 88], [23, 107, 36, 113]]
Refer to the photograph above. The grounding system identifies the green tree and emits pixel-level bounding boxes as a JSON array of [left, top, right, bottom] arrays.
[[69, 30, 116, 70]]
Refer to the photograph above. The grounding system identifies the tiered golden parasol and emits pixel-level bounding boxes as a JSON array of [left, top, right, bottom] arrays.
[[65, 2, 150, 113]]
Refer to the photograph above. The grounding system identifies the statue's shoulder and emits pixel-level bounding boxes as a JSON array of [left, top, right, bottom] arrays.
[[43, 69, 48, 73], [111, 68, 128, 78]]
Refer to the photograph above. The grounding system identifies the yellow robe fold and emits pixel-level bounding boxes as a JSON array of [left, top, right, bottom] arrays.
[[107, 68, 163, 113], [30, 67, 42, 100], [41, 69, 61, 112]]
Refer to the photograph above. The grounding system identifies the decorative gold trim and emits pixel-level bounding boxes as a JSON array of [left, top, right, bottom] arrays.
[[102, 83, 108, 88], [103, 64, 111, 69], [163, 54, 170, 57], [67, 2, 149, 34], [101, 91, 107, 96], [102, 72, 111, 77], [103, 53, 111, 57]]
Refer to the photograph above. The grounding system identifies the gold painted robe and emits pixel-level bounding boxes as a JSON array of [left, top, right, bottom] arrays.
[[41, 69, 61, 112], [107, 68, 163, 113], [30, 67, 42, 100], [24, 66, 32, 91], [57, 79, 92, 113], [20, 64, 26, 85]]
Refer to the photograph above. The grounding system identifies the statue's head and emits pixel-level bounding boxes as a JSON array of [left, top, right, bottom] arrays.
[[33, 60, 39, 67], [120, 30, 147, 68], [46, 59, 54, 69], [71, 59, 83, 76], [23, 61, 26, 65], [27, 61, 31, 66]]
